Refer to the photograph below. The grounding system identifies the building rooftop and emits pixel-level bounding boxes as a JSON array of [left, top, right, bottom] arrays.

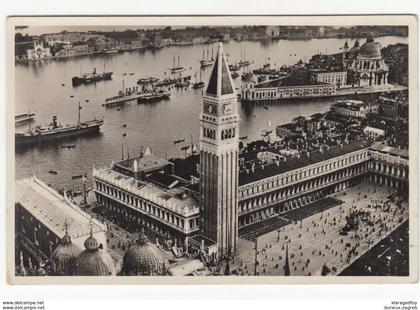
[[15, 176, 105, 239], [256, 76, 330, 88], [170, 155, 200, 180], [369, 143, 408, 159], [148, 172, 183, 189], [93, 167, 199, 217], [332, 100, 368, 108], [239, 139, 371, 186], [114, 154, 172, 174]]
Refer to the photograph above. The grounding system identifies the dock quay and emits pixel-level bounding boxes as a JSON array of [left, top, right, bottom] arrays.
[[103, 86, 170, 107], [241, 83, 407, 104]]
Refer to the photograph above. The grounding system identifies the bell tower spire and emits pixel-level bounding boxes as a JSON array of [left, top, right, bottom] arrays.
[[199, 42, 239, 258]]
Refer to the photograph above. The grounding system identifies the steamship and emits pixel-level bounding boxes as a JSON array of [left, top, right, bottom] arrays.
[[15, 103, 103, 146]]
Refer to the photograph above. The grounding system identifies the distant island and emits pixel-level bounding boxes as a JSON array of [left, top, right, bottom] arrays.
[[15, 25, 408, 63]]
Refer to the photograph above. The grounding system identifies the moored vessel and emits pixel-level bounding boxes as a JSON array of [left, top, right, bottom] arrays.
[[72, 67, 113, 86], [169, 55, 186, 73], [15, 103, 103, 146]]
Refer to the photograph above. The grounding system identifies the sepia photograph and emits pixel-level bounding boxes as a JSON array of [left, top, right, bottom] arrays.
[[6, 16, 418, 284]]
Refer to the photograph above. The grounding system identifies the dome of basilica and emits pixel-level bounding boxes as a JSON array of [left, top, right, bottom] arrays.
[[122, 230, 163, 276], [76, 234, 115, 276], [52, 233, 82, 276], [357, 34, 382, 59]]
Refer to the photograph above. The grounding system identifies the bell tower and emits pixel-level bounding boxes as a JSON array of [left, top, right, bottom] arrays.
[[199, 42, 239, 258]]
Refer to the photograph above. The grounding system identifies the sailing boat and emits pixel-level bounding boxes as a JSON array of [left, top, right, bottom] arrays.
[[192, 70, 205, 89], [200, 46, 214, 68], [238, 51, 251, 67], [170, 55, 185, 73]]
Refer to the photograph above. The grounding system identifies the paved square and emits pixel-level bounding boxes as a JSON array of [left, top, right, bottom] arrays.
[[232, 182, 408, 276]]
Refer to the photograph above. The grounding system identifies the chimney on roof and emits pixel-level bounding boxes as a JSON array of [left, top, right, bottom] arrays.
[[307, 151, 310, 157], [246, 169, 249, 174], [275, 160, 280, 166], [297, 153, 301, 159], [262, 164, 265, 170]]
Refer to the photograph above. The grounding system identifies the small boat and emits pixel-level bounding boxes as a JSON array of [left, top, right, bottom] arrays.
[[72, 174, 84, 179], [173, 138, 185, 144], [181, 146, 189, 151], [200, 48, 214, 68], [122, 124, 127, 128], [61, 144, 76, 149], [263, 105, 269, 110], [175, 79, 190, 88], [169, 55, 185, 73], [48, 170, 58, 175], [240, 136, 248, 140], [61, 83, 65, 86], [137, 77, 159, 85], [229, 64, 240, 71], [155, 78, 177, 87], [15, 112, 35, 124], [261, 130, 272, 137], [137, 90, 171, 103], [238, 51, 252, 67], [102, 48, 119, 54], [192, 81, 205, 89], [192, 70, 205, 89], [129, 73, 135, 76], [258, 76, 267, 83], [241, 72, 253, 81]]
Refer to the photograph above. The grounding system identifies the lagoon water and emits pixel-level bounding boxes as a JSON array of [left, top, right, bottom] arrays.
[[14, 36, 407, 190]]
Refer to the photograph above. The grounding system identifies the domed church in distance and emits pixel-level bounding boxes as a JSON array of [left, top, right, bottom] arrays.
[[346, 34, 389, 87]]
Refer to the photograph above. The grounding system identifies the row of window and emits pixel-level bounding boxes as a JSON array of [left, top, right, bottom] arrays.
[[202, 115, 216, 122], [251, 87, 334, 100], [221, 128, 236, 140], [240, 150, 369, 198], [203, 127, 216, 140], [239, 164, 366, 213], [95, 180, 197, 231]]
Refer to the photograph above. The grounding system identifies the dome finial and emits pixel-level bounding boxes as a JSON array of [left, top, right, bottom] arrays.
[[83, 219, 99, 251], [366, 33, 374, 43], [88, 217, 94, 236], [64, 218, 69, 235], [62, 219, 72, 245], [137, 227, 148, 246]]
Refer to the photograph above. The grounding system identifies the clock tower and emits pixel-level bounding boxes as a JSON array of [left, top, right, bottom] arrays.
[[199, 42, 239, 258]]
